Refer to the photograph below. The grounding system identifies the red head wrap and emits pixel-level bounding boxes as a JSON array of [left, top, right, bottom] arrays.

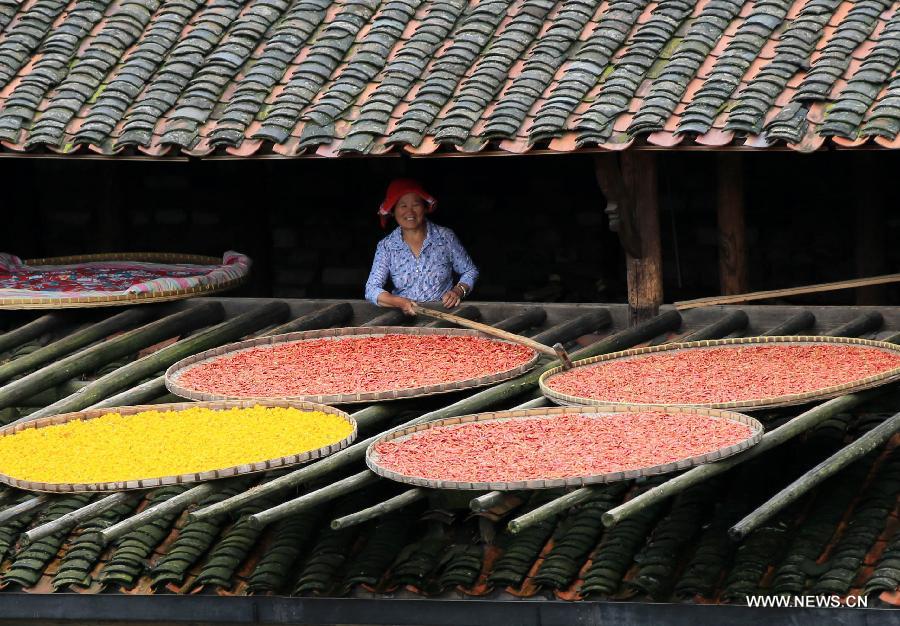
[[378, 178, 436, 228]]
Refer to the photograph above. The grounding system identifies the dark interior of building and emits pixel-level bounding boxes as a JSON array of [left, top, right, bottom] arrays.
[[3, 150, 898, 306]]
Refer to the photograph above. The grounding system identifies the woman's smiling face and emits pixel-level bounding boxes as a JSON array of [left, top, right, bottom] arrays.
[[393, 192, 426, 229]]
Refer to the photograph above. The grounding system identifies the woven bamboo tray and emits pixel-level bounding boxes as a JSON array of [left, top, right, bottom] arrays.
[[366, 405, 764, 490], [0, 400, 356, 493], [164, 326, 540, 405], [0, 253, 248, 309], [540, 335, 900, 411]]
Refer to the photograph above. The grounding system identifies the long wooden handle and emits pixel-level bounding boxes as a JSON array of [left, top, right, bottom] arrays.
[[675, 273, 900, 310], [412, 304, 573, 368]]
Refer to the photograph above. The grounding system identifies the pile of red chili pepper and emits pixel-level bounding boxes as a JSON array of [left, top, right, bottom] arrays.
[[176, 335, 535, 397], [372, 412, 754, 483], [545, 343, 900, 405]]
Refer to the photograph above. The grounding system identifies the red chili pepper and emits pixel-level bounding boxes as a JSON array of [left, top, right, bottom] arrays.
[[373, 412, 754, 483], [546, 344, 900, 404], [177, 335, 534, 397]]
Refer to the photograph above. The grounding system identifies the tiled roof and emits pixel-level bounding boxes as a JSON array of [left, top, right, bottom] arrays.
[[0, 415, 899, 604], [0, 302, 899, 607], [0, 0, 898, 158]]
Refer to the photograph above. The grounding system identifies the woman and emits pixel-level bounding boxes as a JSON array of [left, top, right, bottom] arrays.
[[365, 179, 479, 315]]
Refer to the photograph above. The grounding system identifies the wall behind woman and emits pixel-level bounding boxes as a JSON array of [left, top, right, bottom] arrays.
[[1, 150, 897, 305]]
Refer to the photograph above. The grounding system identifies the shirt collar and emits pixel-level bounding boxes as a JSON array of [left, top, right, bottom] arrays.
[[386, 220, 441, 252]]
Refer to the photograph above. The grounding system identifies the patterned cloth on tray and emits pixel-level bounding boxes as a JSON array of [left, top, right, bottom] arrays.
[[0, 252, 251, 298]]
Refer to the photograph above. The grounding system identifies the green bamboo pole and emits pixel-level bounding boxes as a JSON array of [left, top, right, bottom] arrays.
[[330, 488, 426, 530], [89, 376, 168, 409], [601, 388, 892, 528], [423, 304, 480, 327], [0, 303, 222, 412], [21, 380, 89, 406], [0, 308, 156, 385], [827, 311, 883, 337], [492, 307, 546, 333], [192, 311, 681, 523], [679, 310, 748, 342], [762, 311, 815, 336], [85, 304, 364, 537], [99, 484, 218, 545], [0, 314, 64, 355], [247, 470, 379, 529], [728, 410, 900, 541], [508, 490, 595, 534], [19, 301, 289, 422], [363, 309, 408, 326], [265, 302, 353, 335], [506, 313, 868, 534], [0, 495, 48, 525], [23, 492, 136, 544]]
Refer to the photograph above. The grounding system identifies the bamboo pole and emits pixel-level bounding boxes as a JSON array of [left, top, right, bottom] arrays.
[[22, 492, 136, 544], [509, 489, 593, 534], [0, 308, 156, 385], [0, 303, 222, 411], [728, 411, 900, 541], [492, 306, 546, 333], [505, 313, 864, 534], [827, 311, 883, 337], [413, 303, 574, 367], [89, 376, 167, 409], [18, 301, 288, 422], [679, 310, 747, 342], [91, 304, 355, 411], [330, 488, 426, 530], [265, 302, 353, 335], [363, 309, 408, 326], [192, 311, 680, 523], [470, 490, 516, 513], [423, 304, 480, 328], [99, 484, 218, 545], [675, 274, 900, 310], [0, 495, 48, 525], [0, 314, 64, 355], [601, 388, 892, 528], [762, 311, 815, 336], [247, 470, 379, 529]]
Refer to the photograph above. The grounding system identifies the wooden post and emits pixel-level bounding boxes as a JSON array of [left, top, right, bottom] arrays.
[[621, 152, 663, 325], [716, 154, 748, 296]]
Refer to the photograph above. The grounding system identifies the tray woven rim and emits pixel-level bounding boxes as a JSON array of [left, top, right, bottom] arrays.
[[164, 326, 540, 405], [0, 252, 247, 309], [539, 335, 900, 411], [0, 399, 356, 493], [365, 404, 764, 490]]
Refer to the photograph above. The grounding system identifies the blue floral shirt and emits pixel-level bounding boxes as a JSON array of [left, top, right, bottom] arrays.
[[365, 221, 479, 305]]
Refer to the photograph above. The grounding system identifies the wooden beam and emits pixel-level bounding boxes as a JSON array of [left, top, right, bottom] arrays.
[[716, 153, 748, 295], [621, 152, 663, 325], [594, 154, 641, 258]]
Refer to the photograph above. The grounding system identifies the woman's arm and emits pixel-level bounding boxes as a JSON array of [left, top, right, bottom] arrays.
[[377, 292, 417, 315], [439, 230, 478, 308], [364, 241, 390, 306], [365, 242, 417, 315]]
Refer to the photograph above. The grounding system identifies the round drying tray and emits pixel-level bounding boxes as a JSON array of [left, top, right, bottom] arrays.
[[165, 326, 540, 405], [539, 335, 900, 411], [0, 252, 249, 309], [366, 405, 764, 490], [0, 400, 356, 493]]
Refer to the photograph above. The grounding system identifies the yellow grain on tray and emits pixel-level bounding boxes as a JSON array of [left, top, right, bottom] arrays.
[[0, 406, 353, 485]]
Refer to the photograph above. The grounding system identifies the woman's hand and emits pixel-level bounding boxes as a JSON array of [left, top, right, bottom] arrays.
[[376, 293, 418, 315], [396, 297, 418, 316], [441, 287, 463, 309]]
